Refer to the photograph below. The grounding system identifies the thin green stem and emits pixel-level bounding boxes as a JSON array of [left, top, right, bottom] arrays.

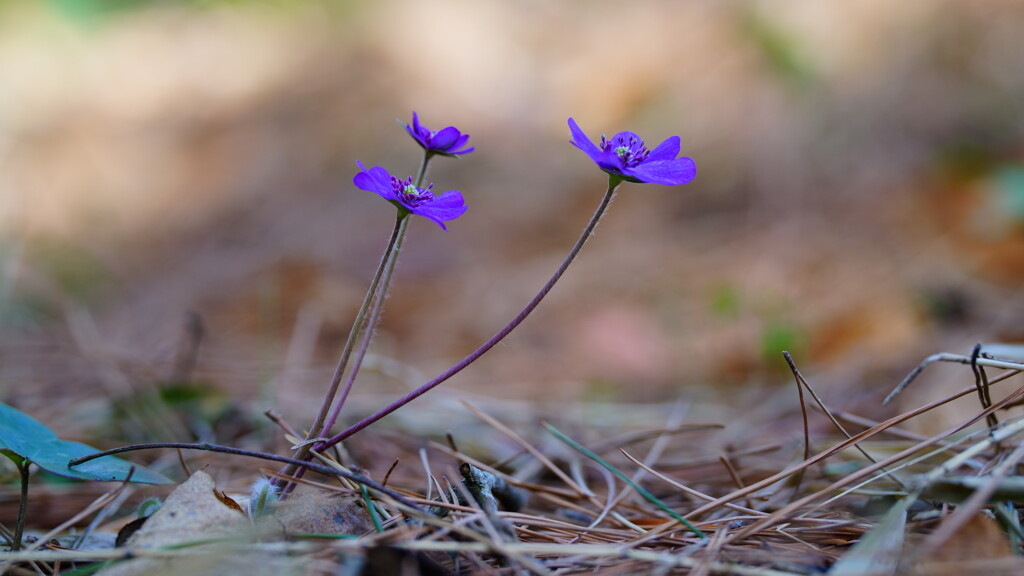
[[415, 152, 433, 185]]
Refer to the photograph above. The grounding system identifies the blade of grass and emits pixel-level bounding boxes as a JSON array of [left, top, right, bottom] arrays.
[[360, 484, 384, 533], [542, 422, 706, 539]]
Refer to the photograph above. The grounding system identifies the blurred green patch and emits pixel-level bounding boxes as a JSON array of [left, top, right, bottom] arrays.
[[760, 320, 803, 367], [917, 287, 970, 327], [0, 237, 113, 327], [29, 237, 114, 303], [35, 0, 356, 26], [737, 8, 817, 87], [987, 165, 1024, 225], [708, 283, 741, 319], [708, 284, 804, 366], [583, 378, 622, 404], [823, 460, 863, 477], [108, 379, 251, 444], [44, 0, 146, 23]]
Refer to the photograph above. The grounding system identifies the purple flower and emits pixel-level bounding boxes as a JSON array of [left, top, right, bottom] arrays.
[[354, 161, 467, 230], [403, 112, 475, 156], [568, 118, 696, 186]]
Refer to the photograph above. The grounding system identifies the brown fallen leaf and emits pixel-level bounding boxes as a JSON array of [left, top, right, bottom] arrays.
[[120, 470, 245, 549], [263, 485, 374, 536], [97, 471, 297, 576], [906, 512, 1016, 575]]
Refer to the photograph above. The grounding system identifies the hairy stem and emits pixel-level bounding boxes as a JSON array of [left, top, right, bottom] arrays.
[[319, 180, 620, 450], [276, 216, 404, 485], [318, 152, 432, 435], [280, 152, 433, 487], [319, 229, 405, 441]]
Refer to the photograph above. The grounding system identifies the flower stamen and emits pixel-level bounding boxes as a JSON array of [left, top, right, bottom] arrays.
[[392, 176, 434, 207], [600, 134, 650, 168]]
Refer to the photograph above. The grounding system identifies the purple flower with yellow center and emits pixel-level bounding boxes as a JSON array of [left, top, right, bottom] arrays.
[[353, 161, 467, 230], [568, 118, 696, 186], [403, 112, 475, 157]]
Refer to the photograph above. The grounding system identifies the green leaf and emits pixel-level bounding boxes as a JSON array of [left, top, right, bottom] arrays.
[[0, 402, 171, 484], [0, 402, 59, 456]]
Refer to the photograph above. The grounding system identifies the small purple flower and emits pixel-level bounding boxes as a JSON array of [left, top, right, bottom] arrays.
[[403, 112, 475, 157], [568, 118, 696, 186], [354, 161, 467, 230]]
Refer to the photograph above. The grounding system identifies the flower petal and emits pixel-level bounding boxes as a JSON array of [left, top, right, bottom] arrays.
[[445, 134, 473, 155], [646, 136, 681, 162], [610, 130, 644, 144], [568, 118, 602, 160], [406, 190, 467, 230], [412, 209, 452, 229], [628, 157, 696, 186], [353, 162, 398, 200], [594, 148, 626, 174], [430, 126, 461, 150], [405, 125, 423, 145], [424, 190, 467, 218]]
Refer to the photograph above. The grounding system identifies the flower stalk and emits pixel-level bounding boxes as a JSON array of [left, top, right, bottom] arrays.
[[319, 215, 408, 437], [277, 215, 405, 484], [317, 177, 621, 450], [280, 150, 439, 487], [320, 150, 435, 431]]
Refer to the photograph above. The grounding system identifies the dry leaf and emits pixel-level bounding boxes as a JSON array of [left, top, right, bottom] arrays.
[[97, 471, 278, 576], [264, 485, 373, 536], [925, 512, 1013, 561], [121, 470, 245, 548]]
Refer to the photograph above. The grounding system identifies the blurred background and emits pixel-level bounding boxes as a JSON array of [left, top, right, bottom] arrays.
[[2, 0, 1024, 454]]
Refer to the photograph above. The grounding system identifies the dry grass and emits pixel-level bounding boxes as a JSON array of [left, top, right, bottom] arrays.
[[2, 351, 1023, 575]]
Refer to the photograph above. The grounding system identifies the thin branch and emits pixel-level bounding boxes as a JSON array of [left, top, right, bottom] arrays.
[[785, 351, 910, 492], [67, 442, 423, 512], [885, 352, 1024, 405]]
